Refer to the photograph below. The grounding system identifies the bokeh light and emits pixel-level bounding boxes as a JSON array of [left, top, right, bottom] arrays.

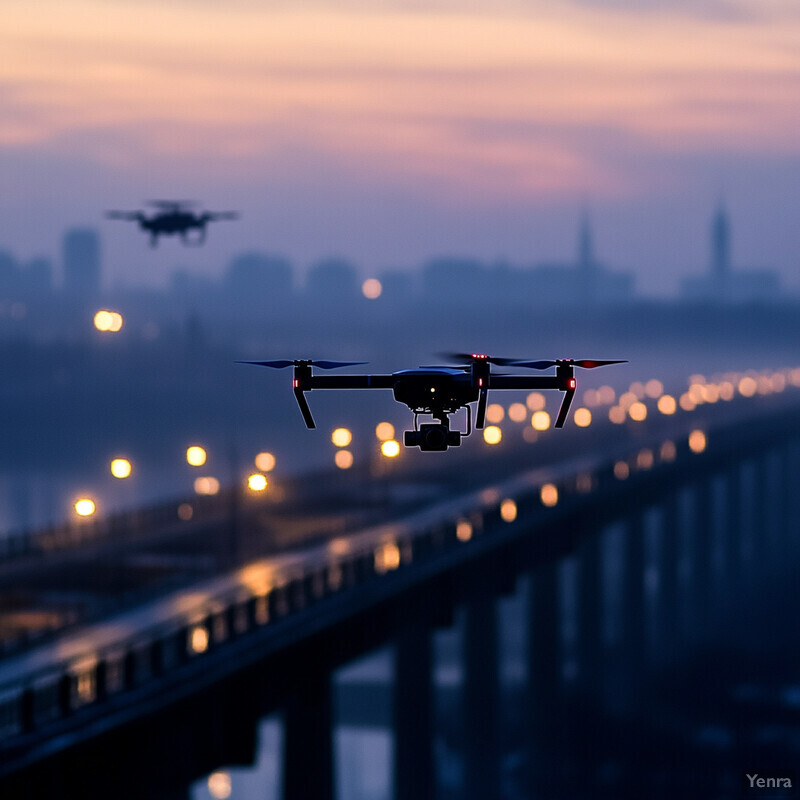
[[613, 461, 630, 480], [74, 498, 96, 517], [609, 405, 626, 424], [110, 458, 132, 479], [657, 395, 677, 415], [194, 476, 220, 495], [508, 402, 527, 422], [628, 401, 647, 422], [254, 451, 276, 472], [597, 385, 616, 405], [500, 498, 517, 522], [526, 392, 546, 411], [190, 625, 209, 654], [688, 429, 707, 453], [531, 410, 551, 431], [618, 391, 638, 410], [361, 278, 382, 299], [644, 379, 664, 398], [375, 421, 395, 441], [186, 446, 207, 467], [483, 425, 502, 444], [248, 473, 268, 491], [540, 483, 558, 507], [331, 428, 352, 447], [738, 376, 757, 397], [660, 440, 677, 462], [456, 519, 473, 542], [335, 449, 354, 469], [93, 309, 124, 332], [207, 772, 232, 800], [486, 403, 505, 423], [380, 439, 401, 458], [572, 407, 592, 427]]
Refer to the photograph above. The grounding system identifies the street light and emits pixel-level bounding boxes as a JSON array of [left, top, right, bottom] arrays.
[[186, 446, 207, 466]]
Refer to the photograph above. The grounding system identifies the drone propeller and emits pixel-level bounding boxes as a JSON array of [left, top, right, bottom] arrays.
[[438, 352, 522, 367], [147, 200, 196, 209], [510, 359, 628, 370], [238, 359, 367, 370], [204, 211, 239, 220]]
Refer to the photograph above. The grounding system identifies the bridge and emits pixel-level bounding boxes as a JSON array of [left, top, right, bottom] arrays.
[[0, 369, 798, 799]]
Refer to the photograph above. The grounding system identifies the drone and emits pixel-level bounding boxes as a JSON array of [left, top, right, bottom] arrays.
[[105, 201, 238, 246], [240, 354, 626, 451]]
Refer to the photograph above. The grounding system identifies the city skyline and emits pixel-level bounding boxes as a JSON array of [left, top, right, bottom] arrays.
[[0, 204, 789, 306], [2, 1, 800, 295]]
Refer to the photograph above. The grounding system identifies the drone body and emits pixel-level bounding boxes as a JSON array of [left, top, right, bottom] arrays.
[[241, 354, 626, 451], [106, 201, 238, 246]]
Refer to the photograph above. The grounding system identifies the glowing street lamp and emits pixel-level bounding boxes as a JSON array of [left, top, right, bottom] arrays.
[[74, 498, 96, 517], [186, 446, 207, 467], [361, 278, 382, 299], [110, 458, 132, 479], [254, 451, 276, 472], [335, 450, 354, 469], [194, 476, 220, 495], [331, 428, 352, 448], [93, 310, 123, 332], [375, 422, 395, 441], [483, 425, 502, 445], [380, 439, 400, 458], [248, 473, 268, 492]]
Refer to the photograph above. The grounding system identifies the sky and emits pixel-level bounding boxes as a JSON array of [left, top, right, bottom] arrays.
[[2, 0, 800, 295]]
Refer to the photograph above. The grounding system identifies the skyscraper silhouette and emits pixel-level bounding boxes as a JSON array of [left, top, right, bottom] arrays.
[[62, 228, 101, 297], [710, 202, 730, 298]]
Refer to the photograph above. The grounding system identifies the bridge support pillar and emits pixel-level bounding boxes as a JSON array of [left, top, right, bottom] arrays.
[[658, 492, 681, 655], [725, 464, 743, 589], [778, 444, 793, 556], [525, 563, 562, 794], [621, 510, 647, 692], [576, 530, 603, 697], [394, 621, 435, 800], [282, 668, 334, 800], [788, 442, 800, 555], [463, 591, 500, 800], [691, 476, 714, 635]]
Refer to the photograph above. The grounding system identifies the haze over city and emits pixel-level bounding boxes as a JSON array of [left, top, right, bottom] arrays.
[[3, 0, 800, 294]]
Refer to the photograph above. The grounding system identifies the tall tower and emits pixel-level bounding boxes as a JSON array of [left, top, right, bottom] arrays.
[[62, 228, 101, 297], [577, 210, 597, 304], [577, 210, 595, 274], [710, 202, 730, 296]]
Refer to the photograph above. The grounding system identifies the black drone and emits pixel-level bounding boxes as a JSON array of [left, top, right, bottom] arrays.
[[106, 201, 238, 246], [240, 354, 626, 451]]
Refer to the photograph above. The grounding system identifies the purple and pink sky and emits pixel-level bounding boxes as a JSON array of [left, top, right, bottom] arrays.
[[2, 0, 800, 295]]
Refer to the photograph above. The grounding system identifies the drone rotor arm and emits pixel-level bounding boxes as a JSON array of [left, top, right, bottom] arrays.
[[475, 385, 488, 428], [294, 386, 316, 428], [555, 386, 576, 428]]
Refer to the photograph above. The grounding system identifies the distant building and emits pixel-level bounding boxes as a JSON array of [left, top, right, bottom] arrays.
[[305, 258, 359, 301], [681, 204, 781, 303], [24, 257, 53, 294], [225, 252, 293, 306], [62, 228, 101, 297], [528, 212, 635, 305]]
